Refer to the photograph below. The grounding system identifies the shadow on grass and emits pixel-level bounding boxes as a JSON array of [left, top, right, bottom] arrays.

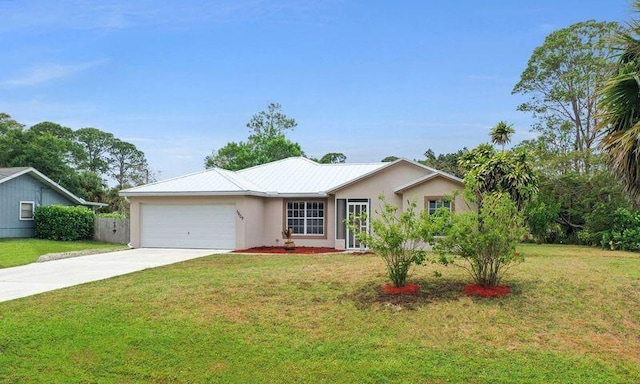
[[340, 278, 468, 310]]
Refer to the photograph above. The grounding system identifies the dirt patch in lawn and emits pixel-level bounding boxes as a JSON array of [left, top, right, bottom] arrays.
[[233, 246, 343, 254], [341, 279, 468, 310]]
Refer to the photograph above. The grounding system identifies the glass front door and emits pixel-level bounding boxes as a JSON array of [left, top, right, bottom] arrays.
[[346, 200, 369, 250]]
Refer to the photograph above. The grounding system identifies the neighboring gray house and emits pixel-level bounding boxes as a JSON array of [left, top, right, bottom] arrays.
[[0, 167, 104, 238]]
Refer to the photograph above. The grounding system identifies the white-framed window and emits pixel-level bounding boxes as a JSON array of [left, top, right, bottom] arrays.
[[19, 201, 35, 221], [286, 200, 325, 236], [426, 197, 452, 215]]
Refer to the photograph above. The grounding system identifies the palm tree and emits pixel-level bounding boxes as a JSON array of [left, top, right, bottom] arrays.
[[598, 2, 640, 202], [490, 121, 515, 151]]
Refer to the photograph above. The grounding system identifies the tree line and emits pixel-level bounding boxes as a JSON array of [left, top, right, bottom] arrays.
[[0, 113, 150, 213]]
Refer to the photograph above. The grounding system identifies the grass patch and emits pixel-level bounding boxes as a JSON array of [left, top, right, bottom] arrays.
[[0, 238, 124, 268], [0, 244, 639, 383]]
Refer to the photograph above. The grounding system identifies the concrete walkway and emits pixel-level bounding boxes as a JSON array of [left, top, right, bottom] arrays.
[[0, 248, 229, 303]]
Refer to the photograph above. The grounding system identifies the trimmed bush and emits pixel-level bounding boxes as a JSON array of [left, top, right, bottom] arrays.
[[34, 205, 95, 241], [435, 192, 526, 287], [347, 196, 449, 288], [97, 212, 127, 219]]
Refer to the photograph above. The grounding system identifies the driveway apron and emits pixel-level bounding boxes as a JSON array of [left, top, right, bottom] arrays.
[[0, 248, 228, 303]]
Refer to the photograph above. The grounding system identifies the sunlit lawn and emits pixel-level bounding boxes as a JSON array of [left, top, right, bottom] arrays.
[[0, 244, 639, 383], [0, 238, 125, 268]]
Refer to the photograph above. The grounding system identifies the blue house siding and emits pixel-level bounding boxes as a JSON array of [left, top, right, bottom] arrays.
[[0, 174, 75, 238]]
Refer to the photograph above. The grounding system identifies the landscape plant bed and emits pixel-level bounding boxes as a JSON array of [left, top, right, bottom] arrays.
[[383, 283, 420, 295], [463, 284, 511, 297], [233, 246, 342, 254]]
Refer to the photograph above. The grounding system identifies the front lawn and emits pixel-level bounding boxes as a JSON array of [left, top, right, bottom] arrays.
[[0, 238, 125, 268], [0, 244, 639, 383]]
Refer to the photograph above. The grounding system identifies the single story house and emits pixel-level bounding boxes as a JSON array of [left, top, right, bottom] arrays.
[[0, 167, 105, 238], [120, 157, 472, 250]]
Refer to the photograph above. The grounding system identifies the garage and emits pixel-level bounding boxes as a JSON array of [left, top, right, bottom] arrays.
[[140, 204, 236, 249]]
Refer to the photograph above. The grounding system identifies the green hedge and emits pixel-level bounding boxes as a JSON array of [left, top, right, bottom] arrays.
[[96, 212, 127, 219], [579, 206, 640, 251], [34, 205, 95, 241]]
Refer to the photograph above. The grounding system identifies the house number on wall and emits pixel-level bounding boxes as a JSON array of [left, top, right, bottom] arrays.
[[236, 210, 244, 220]]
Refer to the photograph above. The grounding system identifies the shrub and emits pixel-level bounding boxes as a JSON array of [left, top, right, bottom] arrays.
[[34, 205, 95, 241], [525, 197, 561, 243], [348, 197, 442, 288], [582, 207, 640, 251], [97, 212, 127, 219], [435, 193, 525, 287]]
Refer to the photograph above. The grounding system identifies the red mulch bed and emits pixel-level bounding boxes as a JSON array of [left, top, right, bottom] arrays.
[[233, 246, 342, 254], [383, 283, 420, 295], [463, 284, 511, 297]]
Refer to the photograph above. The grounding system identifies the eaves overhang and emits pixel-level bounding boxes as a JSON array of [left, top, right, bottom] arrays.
[[120, 190, 332, 199], [265, 192, 328, 198], [119, 190, 269, 198]]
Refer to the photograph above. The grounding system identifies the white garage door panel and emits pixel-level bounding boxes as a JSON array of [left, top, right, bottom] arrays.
[[141, 204, 236, 249]]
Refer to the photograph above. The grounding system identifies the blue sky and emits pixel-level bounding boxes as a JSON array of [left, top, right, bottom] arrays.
[[0, 0, 632, 179]]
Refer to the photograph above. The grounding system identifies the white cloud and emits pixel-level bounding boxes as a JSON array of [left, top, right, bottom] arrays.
[[1, 60, 107, 87]]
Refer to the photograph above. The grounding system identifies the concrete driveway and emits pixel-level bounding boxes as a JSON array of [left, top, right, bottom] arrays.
[[0, 248, 229, 303]]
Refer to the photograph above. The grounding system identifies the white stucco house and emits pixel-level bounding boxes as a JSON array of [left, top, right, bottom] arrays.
[[119, 157, 472, 250]]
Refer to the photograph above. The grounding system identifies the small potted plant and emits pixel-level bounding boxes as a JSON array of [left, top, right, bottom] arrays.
[[282, 227, 295, 252]]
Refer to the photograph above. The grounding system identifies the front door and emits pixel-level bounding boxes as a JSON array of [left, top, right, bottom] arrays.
[[346, 200, 369, 250]]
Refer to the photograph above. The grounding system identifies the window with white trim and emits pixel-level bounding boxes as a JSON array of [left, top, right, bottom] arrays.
[[286, 201, 325, 236], [20, 201, 35, 221], [427, 199, 451, 215]]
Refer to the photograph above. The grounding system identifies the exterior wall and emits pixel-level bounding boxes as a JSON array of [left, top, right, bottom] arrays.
[[128, 195, 253, 249], [129, 195, 338, 250], [332, 162, 433, 249], [0, 174, 75, 238], [261, 197, 336, 248], [333, 162, 432, 208], [401, 176, 475, 213], [242, 196, 266, 249], [262, 198, 284, 246]]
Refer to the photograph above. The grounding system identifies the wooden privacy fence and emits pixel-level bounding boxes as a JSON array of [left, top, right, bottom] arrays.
[[94, 217, 130, 244]]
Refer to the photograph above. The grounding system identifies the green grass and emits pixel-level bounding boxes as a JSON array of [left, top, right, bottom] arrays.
[[0, 238, 125, 268], [0, 244, 639, 383]]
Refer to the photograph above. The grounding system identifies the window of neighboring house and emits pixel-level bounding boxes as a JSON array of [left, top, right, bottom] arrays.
[[19, 201, 35, 221], [425, 197, 453, 215], [285, 200, 325, 236]]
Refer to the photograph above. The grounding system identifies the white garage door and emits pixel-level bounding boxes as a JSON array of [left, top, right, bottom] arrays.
[[141, 204, 236, 249]]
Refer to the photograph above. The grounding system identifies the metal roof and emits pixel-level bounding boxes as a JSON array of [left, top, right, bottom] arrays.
[[121, 157, 388, 197], [120, 157, 462, 198], [237, 157, 386, 195], [120, 167, 265, 196]]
